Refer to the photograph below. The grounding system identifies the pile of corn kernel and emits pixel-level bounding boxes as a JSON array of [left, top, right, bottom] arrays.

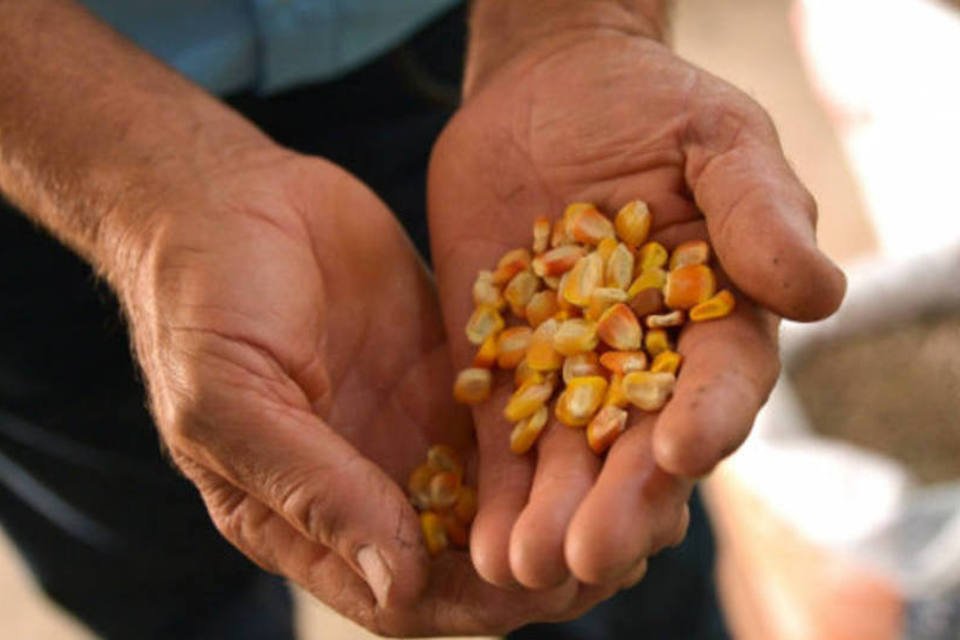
[[453, 201, 735, 456], [407, 444, 478, 555]]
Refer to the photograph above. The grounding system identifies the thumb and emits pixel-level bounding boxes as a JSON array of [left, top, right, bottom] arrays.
[[683, 92, 846, 321]]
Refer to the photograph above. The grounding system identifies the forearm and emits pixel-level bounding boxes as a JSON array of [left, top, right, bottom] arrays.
[[0, 0, 272, 284], [465, 0, 671, 97]]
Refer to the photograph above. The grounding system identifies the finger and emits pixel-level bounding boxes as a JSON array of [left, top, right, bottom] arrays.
[[509, 419, 601, 589], [653, 297, 780, 477], [565, 420, 693, 584], [683, 91, 846, 321]]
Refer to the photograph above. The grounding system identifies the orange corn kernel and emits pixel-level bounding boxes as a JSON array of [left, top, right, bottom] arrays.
[[587, 405, 629, 454], [492, 248, 532, 285], [627, 267, 667, 299], [533, 245, 588, 278], [644, 328, 671, 356], [542, 274, 561, 290], [504, 377, 555, 422], [553, 318, 599, 356], [555, 376, 608, 427], [585, 287, 628, 321], [664, 264, 716, 310], [453, 367, 492, 405], [669, 240, 711, 270], [599, 350, 648, 375], [527, 318, 564, 371], [453, 486, 478, 524], [562, 352, 603, 384], [525, 291, 560, 328], [637, 241, 668, 271], [426, 444, 463, 477], [597, 303, 642, 351], [533, 216, 551, 254], [497, 326, 533, 369], [504, 271, 539, 318], [596, 237, 619, 263], [646, 310, 685, 329], [465, 304, 504, 345], [622, 371, 676, 411], [429, 471, 461, 509], [441, 511, 469, 548], [650, 350, 683, 375], [604, 373, 629, 409], [420, 511, 448, 555], [615, 200, 652, 247], [629, 287, 665, 318], [514, 359, 536, 387], [510, 405, 549, 455], [690, 289, 736, 322], [473, 270, 505, 310], [606, 243, 635, 291], [407, 463, 434, 510], [561, 252, 604, 307], [473, 335, 498, 368], [550, 217, 573, 248], [566, 203, 615, 245]]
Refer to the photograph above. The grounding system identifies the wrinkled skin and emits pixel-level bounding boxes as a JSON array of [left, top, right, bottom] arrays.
[[429, 31, 845, 591]]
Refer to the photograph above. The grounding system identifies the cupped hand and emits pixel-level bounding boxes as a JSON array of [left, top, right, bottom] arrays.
[[113, 148, 615, 635], [429, 31, 845, 591]]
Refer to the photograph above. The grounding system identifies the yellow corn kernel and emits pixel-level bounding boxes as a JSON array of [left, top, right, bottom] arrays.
[[420, 511, 448, 555], [428, 470, 461, 509], [561, 252, 604, 307], [622, 371, 676, 411], [604, 373, 629, 409], [504, 270, 539, 318], [690, 289, 736, 322], [496, 326, 533, 370], [644, 328, 671, 356], [407, 463, 434, 510], [533, 215, 551, 254], [491, 248, 531, 285], [555, 376, 608, 427], [553, 318, 599, 356], [453, 367, 492, 405], [542, 274, 561, 290], [637, 241, 668, 271], [426, 444, 463, 477], [453, 485, 478, 524], [669, 239, 711, 270], [562, 352, 602, 384], [465, 304, 504, 345], [527, 317, 564, 371], [472, 335, 498, 368], [664, 264, 716, 310], [628, 287, 665, 319], [606, 243, 635, 291], [565, 203, 615, 245], [525, 291, 560, 328], [646, 310, 685, 329], [532, 244, 588, 278], [440, 511, 469, 548], [585, 286, 628, 321], [596, 303, 642, 351], [472, 270, 505, 310], [509, 405, 549, 455], [627, 267, 667, 299], [514, 359, 537, 387], [599, 350, 648, 375], [587, 405, 629, 455], [503, 377, 555, 422], [550, 217, 573, 248], [596, 237, 619, 264], [615, 200, 652, 247], [650, 350, 683, 375]]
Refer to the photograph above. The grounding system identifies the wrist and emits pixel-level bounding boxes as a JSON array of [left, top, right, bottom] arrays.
[[464, 0, 670, 99]]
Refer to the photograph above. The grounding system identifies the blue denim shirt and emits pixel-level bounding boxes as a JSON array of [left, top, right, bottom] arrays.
[[79, 0, 459, 95]]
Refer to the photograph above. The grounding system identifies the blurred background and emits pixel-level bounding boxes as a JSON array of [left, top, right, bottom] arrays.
[[1, 0, 956, 637]]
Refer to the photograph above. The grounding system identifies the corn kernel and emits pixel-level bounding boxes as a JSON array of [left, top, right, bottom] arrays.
[[496, 326, 532, 369], [453, 368, 492, 405], [550, 217, 573, 248], [465, 304, 505, 345], [622, 371, 676, 411], [492, 248, 531, 285], [664, 264, 716, 310], [596, 237, 619, 263], [561, 252, 604, 307], [690, 289, 736, 322], [587, 405, 628, 454], [596, 303, 642, 351], [510, 405, 549, 455], [527, 317, 564, 371], [555, 376, 608, 427], [562, 352, 602, 384], [473, 270, 505, 310], [525, 291, 560, 328], [650, 350, 683, 375], [628, 287, 665, 318], [646, 310, 685, 328], [533, 216, 551, 254], [514, 359, 536, 387], [644, 329, 671, 356], [504, 271, 539, 318], [420, 511, 448, 555], [553, 318, 599, 356], [504, 377, 555, 422], [473, 335, 498, 368], [407, 463, 434, 510], [428, 471, 461, 509], [669, 239, 711, 270], [441, 511, 469, 548], [453, 485, 478, 524], [606, 242, 635, 291], [543, 275, 561, 290], [615, 200, 652, 247], [532, 245, 587, 278], [585, 287, 628, 321], [604, 373, 629, 408], [426, 444, 463, 477], [599, 350, 648, 375], [637, 241, 668, 271], [627, 267, 667, 298], [566, 203, 615, 245]]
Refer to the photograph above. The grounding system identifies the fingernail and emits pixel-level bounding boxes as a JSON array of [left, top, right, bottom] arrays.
[[357, 546, 392, 608]]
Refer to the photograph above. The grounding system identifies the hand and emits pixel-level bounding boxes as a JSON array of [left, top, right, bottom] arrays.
[[428, 28, 845, 590], [113, 147, 618, 635]]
